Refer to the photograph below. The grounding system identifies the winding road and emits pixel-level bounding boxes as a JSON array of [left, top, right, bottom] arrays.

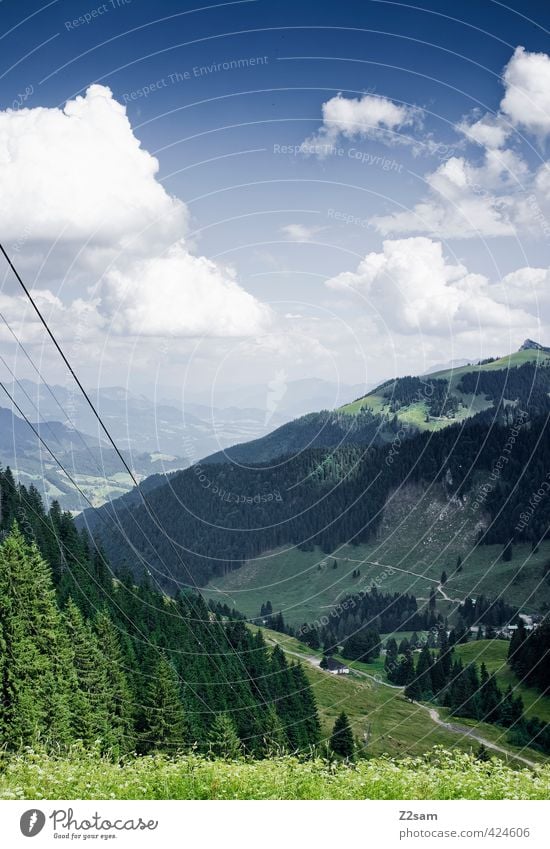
[[268, 637, 538, 769]]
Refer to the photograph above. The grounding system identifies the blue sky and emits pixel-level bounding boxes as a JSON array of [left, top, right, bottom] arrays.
[[1, 0, 550, 401]]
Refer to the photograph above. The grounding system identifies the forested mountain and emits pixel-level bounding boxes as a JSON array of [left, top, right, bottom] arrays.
[[201, 408, 390, 466], [80, 401, 550, 594], [340, 342, 550, 429], [0, 467, 321, 755]]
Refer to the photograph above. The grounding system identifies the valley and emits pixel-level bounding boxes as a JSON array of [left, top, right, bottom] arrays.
[[204, 479, 550, 625], [259, 628, 549, 766]]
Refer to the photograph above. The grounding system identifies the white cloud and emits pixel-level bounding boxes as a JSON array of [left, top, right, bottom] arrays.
[[501, 46, 550, 137], [280, 224, 321, 242], [0, 85, 270, 339], [325, 237, 530, 335], [371, 46, 550, 240], [101, 243, 271, 337], [0, 85, 186, 245], [372, 155, 519, 239], [456, 113, 509, 149], [304, 92, 419, 154], [491, 266, 550, 321]]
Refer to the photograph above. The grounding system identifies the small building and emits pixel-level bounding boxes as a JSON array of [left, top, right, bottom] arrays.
[[325, 657, 350, 675]]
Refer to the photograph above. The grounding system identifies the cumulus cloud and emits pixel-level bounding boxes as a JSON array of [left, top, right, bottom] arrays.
[[0, 85, 186, 245], [100, 244, 271, 337], [372, 155, 519, 238], [456, 113, 510, 149], [501, 46, 550, 137], [371, 46, 550, 240], [491, 266, 550, 321], [304, 92, 419, 154], [325, 237, 529, 335], [0, 85, 270, 338]]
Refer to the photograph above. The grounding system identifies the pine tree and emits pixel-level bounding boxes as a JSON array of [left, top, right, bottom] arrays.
[[415, 644, 434, 698], [94, 610, 135, 752], [64, 599, 110, 747], [209, 713, 242, 759], [262, 706, 287, 755], [140, 655, 186, 753], [330, 711, 354, 758], [384, 638, 399, 681], [502, 541, 513, 562], [0, 525, 74, 749], [476, 743, 490, 762]]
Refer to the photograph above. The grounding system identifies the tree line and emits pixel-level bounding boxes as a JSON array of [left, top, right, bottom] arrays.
[[0, 467, 320, 757], [391, 629, 550, 756]]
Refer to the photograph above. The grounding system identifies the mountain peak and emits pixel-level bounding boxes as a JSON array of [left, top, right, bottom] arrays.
[[519, 339, 550, 352]]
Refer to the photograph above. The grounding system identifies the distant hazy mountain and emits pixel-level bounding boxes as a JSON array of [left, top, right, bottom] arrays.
[[183, 377, 370, 422], [3, 377, 368, 509], [0, 402, 185, 511]]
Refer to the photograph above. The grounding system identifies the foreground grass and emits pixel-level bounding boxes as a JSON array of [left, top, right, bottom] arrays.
[[1, 749, 549, 800]]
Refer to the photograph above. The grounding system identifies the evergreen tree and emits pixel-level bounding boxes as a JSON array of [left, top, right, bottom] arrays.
[[329, 711, 354, 758], [209, 713, 242, 759], [0, 526, 73, 749], [384, 638, 399, 681], [140, 655, 186, 753], [415, 644, 434, 698], [64, 599, 111, 747], [262, 705, 287, 755], [94, 610, 135, 752]]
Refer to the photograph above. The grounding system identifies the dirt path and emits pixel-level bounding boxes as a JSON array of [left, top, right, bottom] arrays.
[[267, 636, 538, 768], [343, 556, 467, 605], [343, 556, 440, 584], [424, 707, 538, 768], [436, 584, 466, 603]]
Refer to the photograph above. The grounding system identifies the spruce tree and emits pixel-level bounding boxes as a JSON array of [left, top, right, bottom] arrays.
[[140, 655, 186, 753], [415, 644, 434, 698], [64, 599, 111, 747], [209, 713, 242, 759], [262, 705, 287, 755], [94, 610, 135, 752], [330, 711, 354, 759], [0, 526, 74, 749]]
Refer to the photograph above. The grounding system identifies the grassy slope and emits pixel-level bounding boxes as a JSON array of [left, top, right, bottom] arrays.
[[1, 630, 547, 800], [454, 640, 550, 723], [259, 628, 549, 766], [259, 629, 457, 758], [204, 483, 550, 625], [339, 348, 550, 427], [2, 749, 548, 799]]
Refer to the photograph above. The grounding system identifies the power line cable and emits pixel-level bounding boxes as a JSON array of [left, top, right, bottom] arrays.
[[0, 244, 275, 720]]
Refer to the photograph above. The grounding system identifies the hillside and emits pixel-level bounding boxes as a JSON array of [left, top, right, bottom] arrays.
[[340, 342, 550, 430], [82, 406, 550, 603], [203, 483, 550, 625], [200, 407, 389, 466], [258, 628, 549, 766], [453, 640, 550, 723]]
